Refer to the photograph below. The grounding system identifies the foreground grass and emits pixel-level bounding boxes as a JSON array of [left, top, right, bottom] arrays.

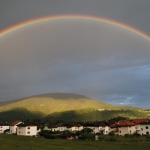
[[1, 134, 150, 150]]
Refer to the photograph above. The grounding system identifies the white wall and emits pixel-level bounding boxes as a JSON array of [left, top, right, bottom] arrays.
[[139, 124, 150, 135], [10, 122, 22, 134], [0, 126, 9, 133], [102, 126, 110, 135], [70, 126, 83, 132], [118, 126, 136, 136], [58, 126, 66, 131], [17, 126, 37, 136]]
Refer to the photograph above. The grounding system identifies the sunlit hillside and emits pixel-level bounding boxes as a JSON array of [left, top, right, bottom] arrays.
[[0, 93, 115, 115], [0, 93, 149, 121]]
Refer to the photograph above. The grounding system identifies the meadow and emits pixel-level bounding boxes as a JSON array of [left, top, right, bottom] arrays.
[[1, 134, 150, 150]]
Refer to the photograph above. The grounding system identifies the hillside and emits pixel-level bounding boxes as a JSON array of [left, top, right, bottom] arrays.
[[0, 93, 116, 115], [0, 93, 149, 122]]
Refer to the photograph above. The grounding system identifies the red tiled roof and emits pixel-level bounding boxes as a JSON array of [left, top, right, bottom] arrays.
[[9, 120, 22, 126], [110, 120, 135, 128], [132, 118, 150, 124]]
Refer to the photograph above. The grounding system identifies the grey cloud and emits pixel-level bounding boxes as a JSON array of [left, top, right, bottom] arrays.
[[0, 0, 150, 34]]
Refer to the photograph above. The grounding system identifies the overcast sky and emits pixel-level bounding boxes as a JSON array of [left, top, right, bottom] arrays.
[[0, 0, 150, 108]]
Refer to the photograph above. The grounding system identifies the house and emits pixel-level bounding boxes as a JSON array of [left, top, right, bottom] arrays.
[[94, 121, 110, 135], [0, 122, 9, 134], [9, 120, 22, 134], [84, 121, 109, 134], [43, 124, 62, 132], [138, 122, 150, 135], [132, 119, 150, 135], [17, 122, 38, 136], [67, 122, 84, 132], [57, 124, 67, 132], [43, 125, 59, 132], [84, 122, 99, 133], [110, 120, 136, 136]]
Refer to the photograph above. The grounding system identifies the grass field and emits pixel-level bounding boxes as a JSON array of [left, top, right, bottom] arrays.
[[1, 134, 150, 150]]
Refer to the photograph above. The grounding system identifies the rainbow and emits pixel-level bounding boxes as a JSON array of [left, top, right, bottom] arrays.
[[0, 14, 150, 41]]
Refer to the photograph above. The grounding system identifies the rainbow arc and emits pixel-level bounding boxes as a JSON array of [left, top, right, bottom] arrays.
[[0, 14, 150, 41]]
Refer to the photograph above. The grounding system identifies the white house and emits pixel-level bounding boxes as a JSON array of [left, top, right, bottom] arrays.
[[57, 125, 67, 132], [110, 120, 136, 136], [84, 121, 110, 134], [137, 122, 150, 135], [99, 125, 110, 135], [17, 122, 38, 136], [43, 125, 59, 132], [84, 122, 99, 133], [132, 118, 150, 135], [0, 122, 9, 134], [69, 123, 84, 132], [9, 120, 22, 134]]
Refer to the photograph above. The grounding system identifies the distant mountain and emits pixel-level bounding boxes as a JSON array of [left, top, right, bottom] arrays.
[[0, 93, 149, 122]]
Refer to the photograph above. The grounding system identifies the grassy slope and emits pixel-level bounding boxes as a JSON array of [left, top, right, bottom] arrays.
[[0, 134, 150, 150], [0, 93, 115, 115], [0, 93, 149, 122]]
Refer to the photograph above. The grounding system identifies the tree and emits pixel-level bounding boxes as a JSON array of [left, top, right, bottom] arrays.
[[81, 128, 93, 134]]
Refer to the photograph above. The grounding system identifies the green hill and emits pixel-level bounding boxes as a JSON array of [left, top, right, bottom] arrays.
[[0, 93, 149, 122]]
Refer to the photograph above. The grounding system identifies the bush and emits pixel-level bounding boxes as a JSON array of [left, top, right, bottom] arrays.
[[79, 133, 94, 140], [132, 132, 140, 137], [109, 132, 115, 137], [125, 134, 129, 138], [109, 137, 117, 142]]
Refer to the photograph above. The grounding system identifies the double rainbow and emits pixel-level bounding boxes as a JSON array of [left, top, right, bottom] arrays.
[[0, 14, 150, 41]]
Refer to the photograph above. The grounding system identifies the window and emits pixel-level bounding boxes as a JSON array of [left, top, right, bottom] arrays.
[[141, 128, 143, 131], [27, 132, 30, 134], [120, 131, 121, 133], [146, 126, 149, 129], [27, 127, 30, 129], [146, 132, 149, 135]]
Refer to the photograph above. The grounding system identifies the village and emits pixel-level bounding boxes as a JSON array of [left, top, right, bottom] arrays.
[[0, 118, 150, 140]]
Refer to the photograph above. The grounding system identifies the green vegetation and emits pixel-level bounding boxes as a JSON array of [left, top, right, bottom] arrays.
[[1, 134, 150, 150], [0, 93, 150, 122]]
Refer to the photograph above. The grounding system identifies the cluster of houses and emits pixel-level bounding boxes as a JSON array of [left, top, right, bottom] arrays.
[[0, 118, 150, 137]]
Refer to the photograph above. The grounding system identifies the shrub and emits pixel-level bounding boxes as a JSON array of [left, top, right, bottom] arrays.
[[125, 134, 129, 138], [109, 132, 115, 137]]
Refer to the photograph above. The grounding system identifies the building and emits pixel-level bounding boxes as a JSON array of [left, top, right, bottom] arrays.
[[17, 122, 38, 136], [132, 119, 150, 135], [84, 121, 110, 134], [110, 120, 136, 136], [9, 120, 22, 134], [0, 122, 9, 134]]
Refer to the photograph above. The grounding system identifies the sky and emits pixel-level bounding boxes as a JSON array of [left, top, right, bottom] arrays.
[[0, 0, 150, 108]]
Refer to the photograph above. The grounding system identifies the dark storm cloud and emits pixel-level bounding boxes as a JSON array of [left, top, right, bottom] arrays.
[[0, 0, 150, 108]]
